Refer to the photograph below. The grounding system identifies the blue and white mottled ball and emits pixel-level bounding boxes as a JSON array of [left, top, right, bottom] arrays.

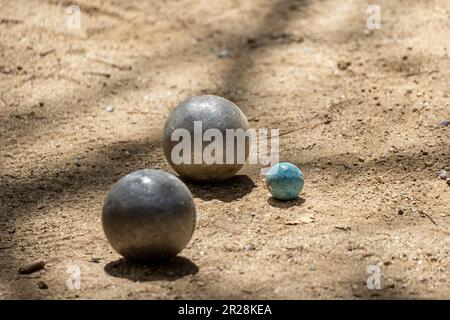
[[266, 162, 304, 201]]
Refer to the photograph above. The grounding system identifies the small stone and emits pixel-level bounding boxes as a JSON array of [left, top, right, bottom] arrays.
[[447, 178, 450, 186], [243, 243, 256, 251], [375, 176, 385, 184], [335, 226, 351, 231], [105, 106, 114, 112], [424, 161, 434, 168], [437, 170, 448, 180], [18, 260, 45, 274], [300, 215, 314, 224], [337, 61, 351, 70], [386, 283, 395, 289], [358, 156, 365, 162], [37, 281, 48, 289], [217, 49, 231, 58], [398, 208, 404, 215], [74, 155, 82, 166], [439, 120, 449, 127]]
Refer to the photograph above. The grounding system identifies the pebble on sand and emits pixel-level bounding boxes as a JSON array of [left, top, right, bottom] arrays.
[[375, 176, 385, 184], [74, 155, 82, 166], [90, 257, 101, 263], [243, 243, 256, 251], [217, 49, 231, 58], [439, 119, 449, 127], [37, 280, 48, 289], [337, 61, 351, 70], [105, 106, 114, 112], [437, 169, 448, 180], [18, 260, 45, 274]]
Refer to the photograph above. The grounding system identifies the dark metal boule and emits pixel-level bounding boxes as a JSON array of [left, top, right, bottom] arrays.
[[102, 169, 196, 262]]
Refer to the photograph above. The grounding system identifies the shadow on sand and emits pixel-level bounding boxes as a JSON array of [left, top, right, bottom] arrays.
[[104, 256, 198, 282], [186, 175, 256, 202]]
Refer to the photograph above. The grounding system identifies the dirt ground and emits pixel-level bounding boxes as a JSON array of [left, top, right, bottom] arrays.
[[1, 0, 449, 299]]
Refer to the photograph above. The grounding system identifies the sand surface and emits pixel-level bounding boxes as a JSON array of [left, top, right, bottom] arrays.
[[0, 0, 449, 299]]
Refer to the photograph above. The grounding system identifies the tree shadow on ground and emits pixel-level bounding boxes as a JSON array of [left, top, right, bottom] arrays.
[[104, 256, 198, 282], [212, 0, 311, 101], [0, 0, 309, 141], [186, 175, 256, 202]]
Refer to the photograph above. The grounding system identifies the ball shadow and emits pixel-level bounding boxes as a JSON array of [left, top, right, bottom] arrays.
[[267, 196, 306, 208], [186, 175, 256, 202], [104, 256, 198, 282]]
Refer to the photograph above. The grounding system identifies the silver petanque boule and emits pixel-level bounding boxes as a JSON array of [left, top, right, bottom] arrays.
[[163, 95, 250, 182]]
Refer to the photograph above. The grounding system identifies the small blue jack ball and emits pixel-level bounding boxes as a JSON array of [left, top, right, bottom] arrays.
[[266, 162, 304, 201]]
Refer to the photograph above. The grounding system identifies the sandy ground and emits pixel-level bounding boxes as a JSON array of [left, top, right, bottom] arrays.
[[0, 0, 449, 299]]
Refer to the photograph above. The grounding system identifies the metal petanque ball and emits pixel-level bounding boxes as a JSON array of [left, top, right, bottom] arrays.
[[102, 169, 196, 262], [266, 162, 304, 201], [163, 95, 250, 182]]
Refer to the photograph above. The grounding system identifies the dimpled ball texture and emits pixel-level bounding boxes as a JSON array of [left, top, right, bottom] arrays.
[[163, 95, 250, 182], [266, 162, 304, 201], [102, 169, 196, 262]]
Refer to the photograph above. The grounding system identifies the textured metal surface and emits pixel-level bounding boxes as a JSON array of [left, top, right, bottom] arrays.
[[102, 169, 196, 262], [266, 162, 304, 201], [163, 95, 250, 182]]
